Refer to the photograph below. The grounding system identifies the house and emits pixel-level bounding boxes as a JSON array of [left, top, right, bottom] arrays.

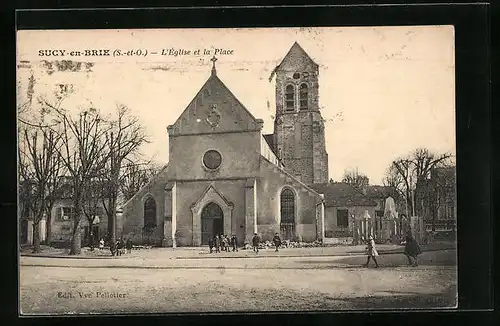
[[19, 176, 117, 247]]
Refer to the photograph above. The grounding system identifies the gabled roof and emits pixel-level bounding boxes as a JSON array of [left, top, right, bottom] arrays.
[[269, 42, 319, 80], [170, 72, 260, 134], [309, 182, 377, 207]]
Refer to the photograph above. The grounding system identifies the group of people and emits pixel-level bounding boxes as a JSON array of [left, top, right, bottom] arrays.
[[98, 237, 133, 256], [208, 234, 239, 253], [363, 230, 422, 268], [254, 232, 282, 253], [207, 232, 284, 254]]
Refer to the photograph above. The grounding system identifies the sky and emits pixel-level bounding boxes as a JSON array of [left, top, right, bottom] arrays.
[[17, 26, 455, 185]]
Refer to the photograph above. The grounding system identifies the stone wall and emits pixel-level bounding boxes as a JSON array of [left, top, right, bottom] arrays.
[[257, 156, 322, 242]]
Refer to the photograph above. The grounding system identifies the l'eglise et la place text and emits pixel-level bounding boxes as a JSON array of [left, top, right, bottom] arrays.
[[57, 291, 127, 299]]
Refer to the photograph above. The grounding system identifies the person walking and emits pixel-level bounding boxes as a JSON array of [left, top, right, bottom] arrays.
[[272, 233, 282, 252], [214, 235, 221, 253], [364, 235, 379, 268], [404, 230, 421, 267], [231, 234, 238, 252], [252, 233, 260, 254]]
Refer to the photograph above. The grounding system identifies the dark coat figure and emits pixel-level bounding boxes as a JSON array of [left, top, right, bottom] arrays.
[[126, 239, 133, 254], [208, 236, 214, 253], [89, 232, 94, 251], [231, 235, 238, 252], [252, 233, 260, 253], [214, 235, 221, 253], [272, 233, 282, 252], [116, 240, 123, 256], [404, 232, 421, 266], [110, 241, 116, 256]]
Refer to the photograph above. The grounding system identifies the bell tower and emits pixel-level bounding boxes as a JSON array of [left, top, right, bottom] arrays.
[[271, 42, 328, 185]]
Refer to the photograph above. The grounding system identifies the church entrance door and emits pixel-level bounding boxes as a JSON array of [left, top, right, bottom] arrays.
[[201, 202, 224, 245]]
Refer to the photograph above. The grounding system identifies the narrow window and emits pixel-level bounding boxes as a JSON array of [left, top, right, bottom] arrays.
[[144, 197, 157, 228], [299, 83, 308, 110], [280, 188, 296, 240], [285, 85, 295, 111]]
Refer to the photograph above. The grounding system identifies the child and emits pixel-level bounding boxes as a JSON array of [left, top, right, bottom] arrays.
[[214, 235, 221, 253], [252, 233, 260, 254], [272, 233, 282, 252], [225, 235, 231, 252], [99, 238, 104, 250], [364, 235, 379, 268], [208, 236, 214, 253], [231, 234, 238, 252]]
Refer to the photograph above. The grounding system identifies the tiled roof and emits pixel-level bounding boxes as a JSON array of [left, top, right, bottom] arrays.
[[309, 182, 377, 207], [363, 185, 397, 199]]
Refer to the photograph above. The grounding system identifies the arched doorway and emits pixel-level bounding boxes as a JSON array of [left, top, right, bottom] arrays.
[[280, 188, 296, 240], [201, 202, 224, 245]]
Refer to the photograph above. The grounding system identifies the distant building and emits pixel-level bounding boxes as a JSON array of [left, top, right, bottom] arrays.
[[420, 166, 456, 231], [19, 176, 120, 247]]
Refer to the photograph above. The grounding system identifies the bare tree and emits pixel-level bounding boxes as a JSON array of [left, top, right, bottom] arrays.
[[100, 105, 148, 247], [342, 168, 369, 189], [42, 99, 110, 255], [42, 150, 65, 246], [386, 148, 453, 217], [120, 162, 161, 202], [18, 127, 62, 253]]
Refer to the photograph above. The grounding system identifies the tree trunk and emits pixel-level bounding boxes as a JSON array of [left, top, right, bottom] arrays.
[[69, 218, 82, 255], [69, 203, 83, 255], [45, 208, 53, 246], [32, 221, 41, 253], [108, 197, 117, 247], [88, 220, 94, 250]]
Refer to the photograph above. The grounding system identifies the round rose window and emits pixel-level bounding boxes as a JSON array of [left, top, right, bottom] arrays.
[[203, 150, 222, 170]]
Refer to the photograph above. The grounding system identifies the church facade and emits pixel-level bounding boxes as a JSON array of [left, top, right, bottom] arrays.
[[121, 42, 333, 246]]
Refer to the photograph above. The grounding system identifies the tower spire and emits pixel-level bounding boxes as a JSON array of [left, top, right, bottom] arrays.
[[210, 55, 218, 76]]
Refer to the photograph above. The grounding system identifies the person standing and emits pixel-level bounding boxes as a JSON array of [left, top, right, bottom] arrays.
[[272, 233, 282, 252], [231, 234, 238, 252], [99, 238, 104, 250], [364, 235, 379, 268], [89, 232, 94, 251], [126, 238, 133, 254], [404, 230, 421, 267], [214, 235, 221, 253], [116, 240, 122, 256], [252, 233, 260, 254], [208, 235, 214, 253]]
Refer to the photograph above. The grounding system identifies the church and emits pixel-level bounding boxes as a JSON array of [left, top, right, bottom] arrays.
[[120, 42, 396, 246]]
